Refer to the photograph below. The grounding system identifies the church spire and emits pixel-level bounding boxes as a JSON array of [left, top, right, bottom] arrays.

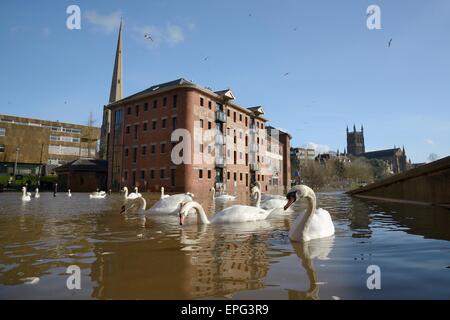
[[109, 19, 123, 103]]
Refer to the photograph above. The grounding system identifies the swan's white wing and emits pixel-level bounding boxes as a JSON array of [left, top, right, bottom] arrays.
[[261, 198, 287, 210], [210, 205, 269, 224], [149, 194, 193, 214]]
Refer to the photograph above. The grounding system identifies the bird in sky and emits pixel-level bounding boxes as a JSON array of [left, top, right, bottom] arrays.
[[144, 34, 153, 41], [388, 38, 393, 47], [284, 72, 290, 76], [203, 56, 209, 61], [293, 27, 298, 31]]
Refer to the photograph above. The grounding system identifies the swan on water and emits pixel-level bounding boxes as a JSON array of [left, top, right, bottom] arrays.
[[252, 185, 292, 215], [90, 189, 107, 199], [121, 191, 194, 215], [160, 187, 169, 199], [21, 186, 31, 202], [210, 186, 236, 201], [67, 189, 72, 197], [123, 186, 141, 200], [284, 185, 335, 242], [179, 187, 269, 225], [34, 188, 40, 198]]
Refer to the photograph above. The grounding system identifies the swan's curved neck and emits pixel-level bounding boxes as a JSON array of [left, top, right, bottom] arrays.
[[22, 188, 26, 196], [254, 188, 261, 207], [140, 197, 147, 210], [124, 187, 128, 198], [185, 202, 210, 224], [161, 187, 164, 197], [211, 187, 215, 199], [292, 189, 317, 239]]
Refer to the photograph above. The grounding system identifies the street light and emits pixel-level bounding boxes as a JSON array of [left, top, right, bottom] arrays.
[[13, 147, 20, 182]]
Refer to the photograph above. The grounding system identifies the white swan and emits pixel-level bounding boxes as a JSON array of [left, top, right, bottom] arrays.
[[179, 199, 270, 225], [253, 182, 285, 202], [34, 188, 40, 198], [284, 185, 335, 242], [211, 186, 236, 201], [251, 185, 292, 216], [123, 186, 141, 200], [90, 190, 106, 199], [160, 187, 169, 199], [67, 189, 72, 197], [21, 186, 31, 202], [148, 192, 194, 215]]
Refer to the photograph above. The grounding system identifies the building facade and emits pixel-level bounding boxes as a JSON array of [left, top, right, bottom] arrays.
[[0, 114, 100, 176], [103, 79, 290, 194], [345, 125, 409, 174]]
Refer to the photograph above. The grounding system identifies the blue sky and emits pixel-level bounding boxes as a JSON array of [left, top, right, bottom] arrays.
[[0, 0, 449, 163]]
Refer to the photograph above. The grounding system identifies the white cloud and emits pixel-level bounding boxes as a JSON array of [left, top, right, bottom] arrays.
[[166, 24, 184, 46], [85, 10, 122, 33], [424, 139, 434, 145], [131, 23, 185, 48], [302, 142, 331, 155]]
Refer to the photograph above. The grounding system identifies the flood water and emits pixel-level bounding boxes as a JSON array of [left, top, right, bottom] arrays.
[[0, 190, 449, 299]]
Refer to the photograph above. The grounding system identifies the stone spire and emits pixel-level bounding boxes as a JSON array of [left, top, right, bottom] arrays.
[[109, 19, 123, 103]]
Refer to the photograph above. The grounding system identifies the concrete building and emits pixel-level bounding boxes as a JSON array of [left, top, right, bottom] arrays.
[[291, 147, 316, 165], [101, 23, 291, 194], [0, 114, 100, 177]]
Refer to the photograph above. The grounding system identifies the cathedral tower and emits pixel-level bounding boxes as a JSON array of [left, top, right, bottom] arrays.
[[346, 124, 365, 156]]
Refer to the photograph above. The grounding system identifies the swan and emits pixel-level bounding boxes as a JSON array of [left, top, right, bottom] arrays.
[[67, 189, 72, 197], [123, 186, 141, 200], [179, 199, 270, 225], [21, 186, 31, 201], [284, 185, 335, 242], [34, 188, 40, 198], [253, 182, 285, 202], [90, 189, 106, 199], [148, 192, 194, 215], [251, 185, 292, 216], [160, 187, 169, 199], [210, 186, 236, 201]]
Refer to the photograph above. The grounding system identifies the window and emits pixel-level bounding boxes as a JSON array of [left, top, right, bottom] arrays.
[[208, 170, 211, 179], [144, 103, 148, 111], [151, 144, 156, 154], [172, 117, 177, 130], [125, 148, 129, 157], [240, 173, 243, 181], [245, 117, 248, 127], [234, 151, 237, 164], [200, 119, 204, 128], [208, 121, 212, 130], [142, 145, 146, 155], [199, 169, 203, 179], [163, 97, 167, 107], [227, 109, 230, 116], [153, 100, 157, 109], [141, 170, 145, 179], [171, 169, 176, 187], [240, 152, 243, 160], [161, 143, 166, 153], [200, 144, 204, 152], [124, 171, 128, 181], [133, 147, 137, 163], [126, 126, 130, 134], [150, 170, 155, 179], [207, 145, 212, 154], [0, 144, 4, 153], [233, 112, 236, 122], [173, 95, 177, 108], [200, 97, 204, 106], [152, 120, 157, 130], [127, 107, 131, 115], [208, 101, 212, 109], [227, 171, 231, 180], [0, 128, 5, 136], [134, 125, 139, 139], [135, 105, 139, 116], [143, 122, 148, 131], [234, 172, 237, 181], [245, 136, 248, 146], [239, 114, 242, 121], [162, 118, 167, 128], [160, 169, 165, 179]]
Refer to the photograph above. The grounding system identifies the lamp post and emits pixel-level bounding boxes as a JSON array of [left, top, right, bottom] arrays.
[[13, 147, 20, 182]]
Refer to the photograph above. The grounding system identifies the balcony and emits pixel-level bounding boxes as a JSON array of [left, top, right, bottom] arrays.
[[249, 143, 259, 153], [215, 133, 225, 145], [215, 110, 227, 123], [249, 163, 260, 171]]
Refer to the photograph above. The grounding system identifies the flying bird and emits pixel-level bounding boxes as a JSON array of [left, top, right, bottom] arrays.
[[203, 56, 209, 61], [144, 34, 153, 41], [283, 72, 290, 76], [293, 27, 298, 31], [388, 38, 393, 47]]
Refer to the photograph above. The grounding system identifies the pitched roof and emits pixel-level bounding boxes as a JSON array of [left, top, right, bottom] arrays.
[[361, 148, 402, 159], [54, 159, 108, 173]]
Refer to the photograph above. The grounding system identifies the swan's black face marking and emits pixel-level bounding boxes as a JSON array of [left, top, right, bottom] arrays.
[[284, 191, 297, 210]]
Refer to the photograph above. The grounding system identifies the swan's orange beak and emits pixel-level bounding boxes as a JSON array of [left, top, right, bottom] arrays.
[[179, 213, 186, 225], [284, 192, 296, 211]]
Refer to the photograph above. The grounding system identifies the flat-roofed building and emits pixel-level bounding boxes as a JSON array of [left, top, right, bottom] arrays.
[[0, 114, 100, 177]]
